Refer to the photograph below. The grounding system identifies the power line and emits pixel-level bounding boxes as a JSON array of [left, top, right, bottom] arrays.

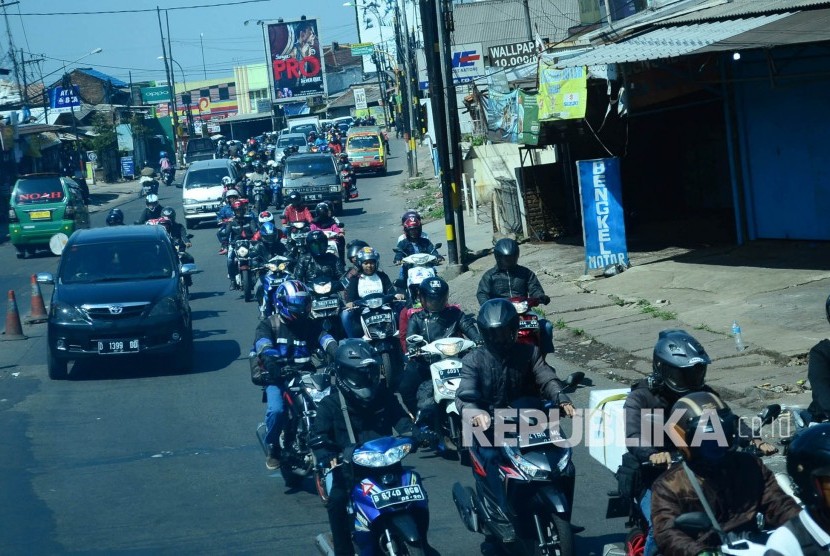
[[13, 0, 271, 16]]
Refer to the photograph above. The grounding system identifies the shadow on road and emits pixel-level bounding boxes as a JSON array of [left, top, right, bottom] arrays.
[[189, 290, 225, 301], [190, 309, 225, 320]]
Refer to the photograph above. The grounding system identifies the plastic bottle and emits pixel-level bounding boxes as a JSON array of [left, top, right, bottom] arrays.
[[732, 321, 745, 352]]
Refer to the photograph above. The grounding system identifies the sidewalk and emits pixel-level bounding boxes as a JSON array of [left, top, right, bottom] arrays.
[[417, 165, 823, 410]]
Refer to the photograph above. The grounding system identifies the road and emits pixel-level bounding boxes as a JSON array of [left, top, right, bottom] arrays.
[[0, 142, 626, 555]]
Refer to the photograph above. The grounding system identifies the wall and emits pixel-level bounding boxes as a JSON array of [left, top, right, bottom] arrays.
[[465, 142, 556, 202]]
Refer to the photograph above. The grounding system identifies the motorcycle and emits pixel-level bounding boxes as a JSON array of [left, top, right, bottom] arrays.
[[251, 179, 270, 214], [510, 296, 555, 354], [322, 229, 345, 266], [452, 379, 583, 556], [313, 436, 431, 555], [340, 167, 358, 201], [308, 275, 345, 339], [232, 238, 257, 302], [161, 168, 175, 187], [349, 293, 404, 388], [673, 512, 769, 555], [254, 254, 294, 319], [139, 176, 158, 198], [395, 247, 443, 307], [406, 335, 476, 460], [284, 221, 311, 260]]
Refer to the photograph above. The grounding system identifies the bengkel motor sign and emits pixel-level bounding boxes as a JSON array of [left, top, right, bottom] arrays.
[[450, 43, 485, 85], [267, 18, 326, 100]]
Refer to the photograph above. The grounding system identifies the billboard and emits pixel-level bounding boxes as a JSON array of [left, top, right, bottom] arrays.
[[488, 40, 547, 69], [450, 43, 486, 85], [141, 86, 171, 104], [267, 18, 326, 101], [538, 62, 588, 121]]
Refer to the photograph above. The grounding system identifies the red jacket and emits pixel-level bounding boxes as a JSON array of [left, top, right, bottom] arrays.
[[282, 206, 313, 225]]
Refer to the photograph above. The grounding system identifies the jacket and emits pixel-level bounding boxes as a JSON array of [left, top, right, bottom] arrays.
[[227, 215, 258, 243], [310, 216, 344, 234], [476, 265, 546, 305], [253, 315, 335, 382], [282, 205, 313, 225], [345, 270, 394, 303], [406, 305, 481, 345], [311, 384, 414, 462], [455, 343, 571, 416], [393, 237, 441, 263], [765, 510, 830, 555], [216, 204, 234, 223], [651, 452, 801, 556], [294, 253, 345, 285], [808, 339, 830, 419], [135, 205, 162, 225]]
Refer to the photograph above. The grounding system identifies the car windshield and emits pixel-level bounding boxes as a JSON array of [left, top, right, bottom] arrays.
[[187, 139, 213, 152], [278, 136, 307, 148], [291, 124, 316, 137], [184, 168, 228, 189], [349, 135, 380, 150], [14, 177, 64, 204], [60, 241, 175, 284], [284, 158, 335, 179]]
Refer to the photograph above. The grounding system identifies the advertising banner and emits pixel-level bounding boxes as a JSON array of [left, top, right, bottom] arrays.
[[350, 43, 375, 57], [120, 156, 135, 179], [450, 43, 486, 85], [518, 91, 540, 146], [538, 61, 588, 120], [267, 18, 326, 101], [49, 86, 81, 111], [481, 90, 519, 143], [488, 40, 546, 69], [141, 86, 171, 104], [576, 158, 629, 272], [353, 88, 367, 110]]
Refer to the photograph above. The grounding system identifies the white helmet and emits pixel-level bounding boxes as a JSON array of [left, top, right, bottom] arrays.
[[146, 194, 159, 204], [407, 266, 436, 288], [258, 210, 274, 223], [225, 189, 240, 198], [221, 176, 233, 186]]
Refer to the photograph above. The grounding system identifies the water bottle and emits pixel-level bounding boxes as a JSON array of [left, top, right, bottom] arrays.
[[732, 321, 745, 352]]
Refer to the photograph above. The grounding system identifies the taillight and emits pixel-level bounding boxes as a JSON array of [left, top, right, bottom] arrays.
[[64, 205, 75, 218], [8, 208, 18, 223]]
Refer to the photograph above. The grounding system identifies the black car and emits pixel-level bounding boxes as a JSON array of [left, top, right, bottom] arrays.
[[38, 225, 198, 379]]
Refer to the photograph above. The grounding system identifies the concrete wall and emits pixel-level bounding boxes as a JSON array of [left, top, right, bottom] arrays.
[[464, 142, 556, 202]]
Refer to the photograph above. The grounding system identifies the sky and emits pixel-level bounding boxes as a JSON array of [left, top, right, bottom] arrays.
[[0, 0, 361, 87]]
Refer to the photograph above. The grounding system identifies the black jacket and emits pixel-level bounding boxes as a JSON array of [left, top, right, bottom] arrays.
[[311, 384, 414, 462], [253, 315, 334, 382], [295, 253, 345, 285], [393, 237, 441, 263], [406, 306, 481, 344], [135, 205, 162, 225], [476, 265, 545, 305], [456, 344, 570, 416], [808, 339, 830, 419], [345, 270, 394, 303]]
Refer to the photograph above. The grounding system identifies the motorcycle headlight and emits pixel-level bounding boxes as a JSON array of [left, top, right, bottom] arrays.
[[236, 246, 249, 258], [329, 185, 341, 192], [306, 386, 330, 403], [435, 339, 463, 356], [313, 282, 332, 294], [148, 297, 179, 317], [52, 302, 90, 324], [265, 263, 277, 272], [512, 300, 528, 314], [504, 444, 549, 480], [365, 297, 383, 309], [352, 443, 412, 467]]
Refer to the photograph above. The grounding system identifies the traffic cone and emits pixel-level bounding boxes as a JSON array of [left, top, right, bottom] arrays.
[[26, 274, 48, 324], [2, 290, 27, 341]]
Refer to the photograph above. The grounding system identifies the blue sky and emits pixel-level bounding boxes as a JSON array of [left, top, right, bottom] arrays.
[[2, 0, 360, 86]]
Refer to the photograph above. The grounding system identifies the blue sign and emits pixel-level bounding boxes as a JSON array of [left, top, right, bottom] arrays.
[[576, 158, 629, 272], [49, 86, 81, 109], [120, 156, 135, 178]]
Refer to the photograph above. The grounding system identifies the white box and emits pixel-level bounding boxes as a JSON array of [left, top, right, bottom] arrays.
[[587, 388, 630, 473]]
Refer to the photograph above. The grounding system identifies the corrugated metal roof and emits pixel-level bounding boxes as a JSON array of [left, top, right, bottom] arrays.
[[553, 13, 790, 67], [76, 68, 129, 88], [665, 0, 830, 23], [688, 8, 830, 51]]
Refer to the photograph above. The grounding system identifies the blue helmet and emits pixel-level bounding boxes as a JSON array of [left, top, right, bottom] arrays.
[[260, 220, 278, 245], [273, 280, 311, 322], [160, 151, 168, 158]]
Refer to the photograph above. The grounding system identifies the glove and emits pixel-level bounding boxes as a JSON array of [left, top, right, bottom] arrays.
[[413, 426, 439, 450], [540, 295, 551, 305], [261, 352, 282, 382]]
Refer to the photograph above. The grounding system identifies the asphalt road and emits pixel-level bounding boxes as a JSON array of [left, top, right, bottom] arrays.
[[1, 143, 627, 555]]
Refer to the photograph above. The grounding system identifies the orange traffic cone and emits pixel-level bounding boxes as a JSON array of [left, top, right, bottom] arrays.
[[26, 274, 48, 324], [2, 290, 27, 341]]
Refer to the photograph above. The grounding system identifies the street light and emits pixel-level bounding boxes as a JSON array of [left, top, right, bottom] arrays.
[[344, 1, 393, 125], [244, 18, 278, 132], [158, 56, 194, 136], [60, 47, 102, 185]]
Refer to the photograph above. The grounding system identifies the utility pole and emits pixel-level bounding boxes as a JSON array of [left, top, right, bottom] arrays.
[[1, 2, 21, 101], [394, 0, 418, 177], [522, 0, 533, 40], [200, 33, 207, 80], [157, 7, 181, 165]]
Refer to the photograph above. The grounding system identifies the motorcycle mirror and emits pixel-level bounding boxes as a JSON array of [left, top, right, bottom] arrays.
[[393, 278, 406, 289], [757, 404, 782, 427], [406, 334, 424, 345], [186, 234, 194, 239], [434, 242, 443, 249], [563, 372, 585, 390], [672, 512, 712, 536]]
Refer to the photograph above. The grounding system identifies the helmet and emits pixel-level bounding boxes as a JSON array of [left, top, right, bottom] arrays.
[[273, 280, 311, 322], [406, 266, 436, 302], [670, 392, 737, 464], [258, 210, 274, 223], [334, 339, 381, 406], [259, 221, 278, 245], [306, 230, 328, 256], [221, 176, 234, 187], [155, 216, 172, 233], [160, 151, 167, 158], [787, 423, 830, 514], [338, 152, 348, 160], [232, 199, 250, 213], [346, 239, 369, 265], [315, 202, 332, 219], [146, 193, 159, 205], [161, 206, 176, 222], [401, 210, 421, 225], [494, 238, 520, 271], [477, 299, 519, 357], [403, 216, 422, 240], [288, 191, 304, 207], [105, 208, 124, 226], [419, 277, 449, 313], [356, 246, 379, 268], [651, 329, 711, 396], [225, 188, 240, 199]]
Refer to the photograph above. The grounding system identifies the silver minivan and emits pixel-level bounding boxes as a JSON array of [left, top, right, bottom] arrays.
[[181, 159, 238, 226]]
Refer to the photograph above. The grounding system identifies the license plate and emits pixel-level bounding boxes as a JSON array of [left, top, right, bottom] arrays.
[[96, 339, 139, 354], [438, 367, 462, 380], [29, 210, 51, 220], [313, 298, 339, 310], [306, 194, 322, 201], [202, 204, 218, 212], [519, 318, 539, 330], [518, 429, 560, 448], [364, 313, 392, 325], [371, 484, 425, 509]]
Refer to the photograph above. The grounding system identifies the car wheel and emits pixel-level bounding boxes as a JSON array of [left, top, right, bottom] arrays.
[[15, 246, 26, 259], [47, 348, 69, 380]]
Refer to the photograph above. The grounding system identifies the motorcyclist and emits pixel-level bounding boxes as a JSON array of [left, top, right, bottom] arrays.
[[293, 230, 345, 286], [805, 295, 830, 422], [161, 207, 190, 250], [397, 210, 428, 242], [159, 151, 174, 185], [336, 152, 357, 194], [341, 246, 403, 338], [134, 194, 162, 224], [455, 298, 575, 511], [226, 199, 258, 290], [622, 329, 777, 556], [310, 202, 345, 265], [251, 217, 286, 264], [650, 391, 800, 556], [393, 215, 443, 267], [341, 239, 369, 285], [105, 208, 124, 226], [765, 423, 830, 555], [281, 192, 313, 228], [399, 277, 481, 417], [310, 339, 427, 556], [252, 280, 338, 470], [216, 188, 241, 255]]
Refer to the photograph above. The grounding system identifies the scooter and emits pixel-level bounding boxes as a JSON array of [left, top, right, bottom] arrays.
[[673, 512, 769, 555], [349, 293, 404, 388], [340, 168, 358, 201], [395, 246, 443, 307], [232, 238, 257, 302], [161, 168, 175, 187], [254, 255, 293, 319], [251, 179, 270, 214], [322, 229, 345, 266], [308, 275, 345, 339], [284, 221, 310, 260], [510, 296, 555, 354], [313, 436, 430, 555], [139, 176, 158, 198], [406, 335, 477, 461]]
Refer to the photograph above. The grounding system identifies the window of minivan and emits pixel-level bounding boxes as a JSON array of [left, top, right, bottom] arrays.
[[278, 135, 307, 148], [184, 167, 232, 189], [290, 124, 316, 138], [14, 176, 65, 203], [284, 158, 336, 184], [348, 135, 380, 149], [186, 138, 214, 154]]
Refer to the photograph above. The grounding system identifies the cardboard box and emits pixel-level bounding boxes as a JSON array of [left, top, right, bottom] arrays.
[[587, 388, 630, 473]]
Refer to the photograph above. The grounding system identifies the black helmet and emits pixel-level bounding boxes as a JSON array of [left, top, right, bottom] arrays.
[[346, 239, 369, 265], [652, 329, 711, 396], [334, 339, 381, 406], [670, 391, 737, 464], [401, 209, 421, 225], [306, 230, 328, 256], [419, 277, 449, 313], [825, 294, 830, 325], [315, 202, 332, 219], [787, 423, 830, 514], [477, 299, 519, 357], [161, 206, 176, 222], [494, 238, 520, 271], [288, 191, 304, 207], [105, 208, 124, 226]]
